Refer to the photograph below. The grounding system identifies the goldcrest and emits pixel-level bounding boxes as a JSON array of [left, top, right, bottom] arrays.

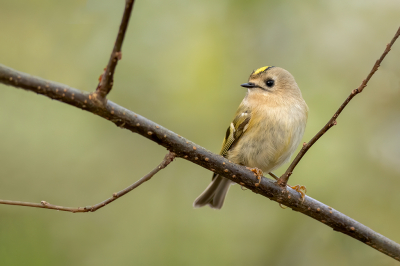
[[194, 66, 308, 209]]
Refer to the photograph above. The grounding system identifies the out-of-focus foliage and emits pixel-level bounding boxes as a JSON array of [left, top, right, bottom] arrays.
[[0, 0, 399, 265]]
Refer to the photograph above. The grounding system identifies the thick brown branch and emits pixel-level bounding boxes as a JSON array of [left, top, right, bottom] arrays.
[[94, 0, 135, 100], [277, 26, 400, 187], [0, 152, 175, 213], [0, 64, 399, 260]]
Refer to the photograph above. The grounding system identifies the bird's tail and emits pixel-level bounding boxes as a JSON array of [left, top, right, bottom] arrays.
[[193, 175, 232, 209]]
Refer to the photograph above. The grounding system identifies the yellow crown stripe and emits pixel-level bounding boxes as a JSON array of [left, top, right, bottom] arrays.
[[253, 66, 271, 75]]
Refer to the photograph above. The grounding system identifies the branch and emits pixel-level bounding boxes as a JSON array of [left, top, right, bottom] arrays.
[[0, 64, 399, 261], [0, 152, 175, 213], [277, 26, 400, 187], [94, 0, 135, 101]]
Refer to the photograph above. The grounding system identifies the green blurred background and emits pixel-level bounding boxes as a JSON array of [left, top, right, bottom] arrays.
[[1, 0, 400, 265]]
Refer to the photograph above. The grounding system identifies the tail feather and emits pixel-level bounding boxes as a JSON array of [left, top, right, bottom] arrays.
[[193, 175, 232, 209]]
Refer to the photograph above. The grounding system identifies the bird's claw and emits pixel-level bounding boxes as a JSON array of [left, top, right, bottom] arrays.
[[247, 167, 263, 187], [289, 185, 307, 202]]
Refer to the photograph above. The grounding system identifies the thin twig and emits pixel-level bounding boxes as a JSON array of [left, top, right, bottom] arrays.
[[277, 26, 400, 187], [0, 152, 175, 213], [0, 64, 399, 260], [94, 0, 135, 102], [0, 199, 86, 213], [89, 151, 175, 212]]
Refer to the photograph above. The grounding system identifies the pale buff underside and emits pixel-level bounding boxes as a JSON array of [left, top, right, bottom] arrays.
[[227, 91, 308, 173]]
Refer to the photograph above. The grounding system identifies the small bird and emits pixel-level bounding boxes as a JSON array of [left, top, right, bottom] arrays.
[[194, 66, 308, 209]]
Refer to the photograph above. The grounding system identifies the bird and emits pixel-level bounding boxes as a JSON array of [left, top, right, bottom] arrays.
[[193, 66, 308, 209]]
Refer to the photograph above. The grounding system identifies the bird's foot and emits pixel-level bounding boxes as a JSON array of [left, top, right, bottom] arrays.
[[247, 167, 263, 187], [289, 185, 307, 202]]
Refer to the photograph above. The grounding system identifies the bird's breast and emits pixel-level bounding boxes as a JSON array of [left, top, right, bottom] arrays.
[[227, 104, 306, 173]]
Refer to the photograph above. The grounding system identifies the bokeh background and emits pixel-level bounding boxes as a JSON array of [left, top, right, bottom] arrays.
[[1, 0, 400, 265]]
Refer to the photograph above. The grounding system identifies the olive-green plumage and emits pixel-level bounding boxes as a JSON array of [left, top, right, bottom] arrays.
[[194, 66, 308, 209]]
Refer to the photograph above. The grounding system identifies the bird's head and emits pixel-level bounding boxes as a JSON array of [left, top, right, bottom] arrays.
[[241, 66, 302, 101]]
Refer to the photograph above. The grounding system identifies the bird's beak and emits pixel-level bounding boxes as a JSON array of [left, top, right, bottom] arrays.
[[240, 82, 256, 88]]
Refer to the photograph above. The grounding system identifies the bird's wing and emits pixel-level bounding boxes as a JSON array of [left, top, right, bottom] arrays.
[[219, 110, 251, 157], [212, 106, 251, 180], [211, 105, 251, 180]]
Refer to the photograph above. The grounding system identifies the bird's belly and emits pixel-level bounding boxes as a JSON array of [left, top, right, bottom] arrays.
[[227, 115, 305, 173]]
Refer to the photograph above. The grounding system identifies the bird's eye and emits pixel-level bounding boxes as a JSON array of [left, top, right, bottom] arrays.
[[265, 79, 274, 87]]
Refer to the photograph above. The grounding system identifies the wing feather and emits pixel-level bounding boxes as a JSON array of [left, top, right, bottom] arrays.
[[211, 105, 251, 181], [219, 107, 251, 157]]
